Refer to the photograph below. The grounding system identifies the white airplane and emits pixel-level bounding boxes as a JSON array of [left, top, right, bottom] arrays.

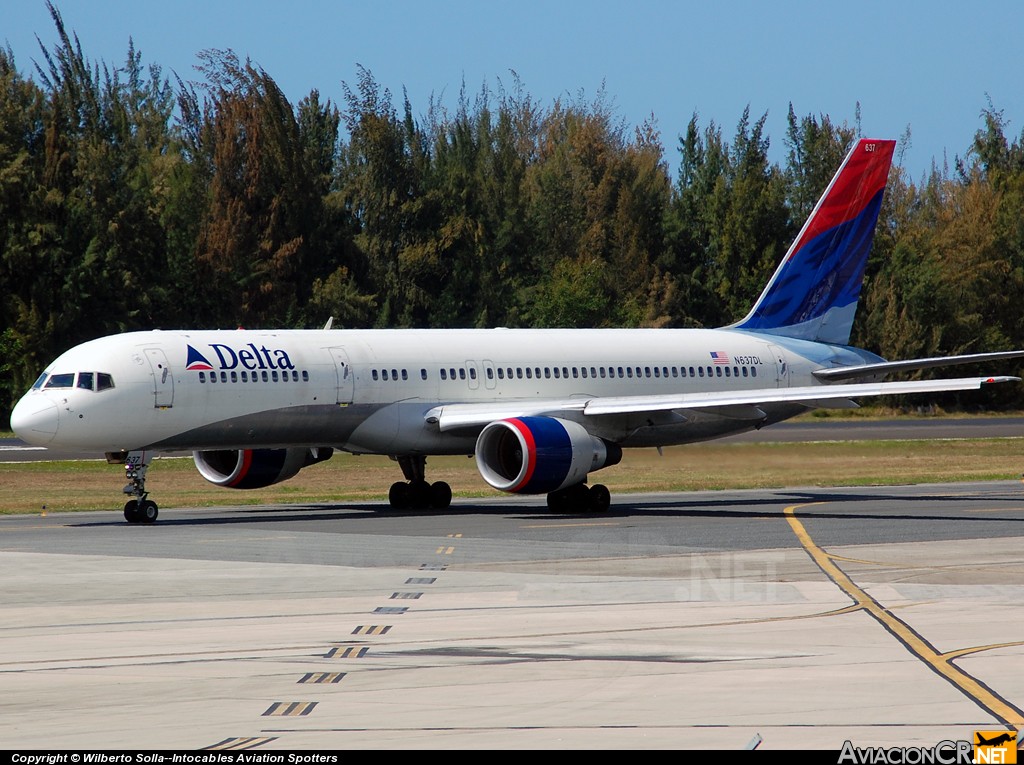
[[10, 138, 1024, 523]]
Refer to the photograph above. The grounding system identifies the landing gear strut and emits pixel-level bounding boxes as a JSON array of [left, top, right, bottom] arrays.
[[388, 455, 452, 510], [115, 450, 158, 524], [546, 483, 611, 513]]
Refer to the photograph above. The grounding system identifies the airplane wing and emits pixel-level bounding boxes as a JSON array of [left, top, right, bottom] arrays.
[[428, 375, 1019, 432], [813, 350, 1024, 382]]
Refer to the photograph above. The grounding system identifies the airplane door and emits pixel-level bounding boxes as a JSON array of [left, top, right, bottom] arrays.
[[328, 347, 354, 404], [766, 343, 790, 387], [144, 348, 174, 408]]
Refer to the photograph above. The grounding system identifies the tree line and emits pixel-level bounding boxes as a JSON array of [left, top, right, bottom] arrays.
[[3, 4, 1024, 423]]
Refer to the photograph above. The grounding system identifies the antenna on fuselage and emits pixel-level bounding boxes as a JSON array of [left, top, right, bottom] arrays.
[[323, 316, 334, 330]]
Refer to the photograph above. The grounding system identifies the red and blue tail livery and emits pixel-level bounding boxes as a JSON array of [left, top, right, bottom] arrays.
[[733, 139, 896, 345]]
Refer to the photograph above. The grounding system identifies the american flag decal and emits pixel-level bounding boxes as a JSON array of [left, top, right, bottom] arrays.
[[710, 351, 730, 365]]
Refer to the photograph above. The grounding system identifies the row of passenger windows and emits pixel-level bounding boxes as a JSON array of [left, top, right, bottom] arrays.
[[35, 371, 115, 391], [198, 369, 310, 384], [369, 364, 760, 382]]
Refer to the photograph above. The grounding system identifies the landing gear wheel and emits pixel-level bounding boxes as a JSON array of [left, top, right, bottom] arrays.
[[138, 500, 159, 524], [389, 481, 411, 510], [124, 500, 141, 523], [429, 481, 452, 510], [548, 483, 609, 513], [589, 484, 611, 512]]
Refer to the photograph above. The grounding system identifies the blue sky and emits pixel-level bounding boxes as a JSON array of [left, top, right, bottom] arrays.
[[4, 0, 1022, 180]]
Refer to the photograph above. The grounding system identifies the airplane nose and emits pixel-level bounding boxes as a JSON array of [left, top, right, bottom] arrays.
[[10, 395, 59, 445]]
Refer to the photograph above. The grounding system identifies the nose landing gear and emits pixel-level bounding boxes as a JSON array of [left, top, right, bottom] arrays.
[[111, 450, 158, 524]]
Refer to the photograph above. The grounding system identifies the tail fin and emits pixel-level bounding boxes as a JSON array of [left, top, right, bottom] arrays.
[[731, 138, 896, 345]]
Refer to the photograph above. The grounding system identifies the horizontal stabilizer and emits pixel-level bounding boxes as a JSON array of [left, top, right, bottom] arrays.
[[813, 350, 1024, 382]]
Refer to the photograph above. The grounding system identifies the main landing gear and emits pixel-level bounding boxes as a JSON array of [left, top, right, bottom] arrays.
[[114, 450, 159, 524], [547, 483, 611, 513], [388, 455, 452, 510]]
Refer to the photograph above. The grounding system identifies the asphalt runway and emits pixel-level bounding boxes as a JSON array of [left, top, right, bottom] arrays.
[[2, 482, 1023, 750]]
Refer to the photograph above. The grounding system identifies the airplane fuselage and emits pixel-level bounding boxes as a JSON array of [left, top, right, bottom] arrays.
[[12, 327, 881, 456]]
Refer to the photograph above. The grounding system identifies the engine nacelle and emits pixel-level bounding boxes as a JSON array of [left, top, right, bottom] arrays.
[[193, 447, 333, 489], [475, 416, 622, 494]]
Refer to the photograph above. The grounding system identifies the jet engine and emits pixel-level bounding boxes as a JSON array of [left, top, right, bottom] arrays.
[[193, 447, 333, 489], [475, 416, 621, 494]]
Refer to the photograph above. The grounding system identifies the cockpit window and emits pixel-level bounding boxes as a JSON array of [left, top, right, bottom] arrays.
[[44, 373, 75, 389], [97, 373, 114, 391], [31, 373, 48, 390], [77, 372, 95, 390]]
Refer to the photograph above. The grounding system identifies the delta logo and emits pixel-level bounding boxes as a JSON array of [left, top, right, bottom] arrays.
[[185, 343, 296, 372], [185, 345, 214, 371]]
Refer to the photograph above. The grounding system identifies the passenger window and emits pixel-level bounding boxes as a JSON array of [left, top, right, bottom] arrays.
[[698, 367, 704, 377], [544, 368, 551, 379], [401, 370, 408, 381], [272, 371, 279, 382], [392, 368, 398, 380], [293, 370, 299, 381], [553, 367, 560, 379], [302, 371, 309, 382], [231, 371, 238, 383], [199, 372, 206, 383], [469, 368, 476, 380], [421, 369, 428, 380], [580, 368, 587, 379], [715, 367, 722, 377], [751, 367, 757, 377], [724, 367, 730, 377], [440, 369, 447, 380], [742, 367, 748, 377], [262, 371, 268, 382], [497, 368, 504, 379], [77, 372, 94, 390], [562, 367, 568, 378], [626, 368, 633, 378], [210, 373, 217, 384], [526, 368, 533, 379], [241, 371, 248, 382], [373, 370, 379, 381], [459, 368, 466, 380]]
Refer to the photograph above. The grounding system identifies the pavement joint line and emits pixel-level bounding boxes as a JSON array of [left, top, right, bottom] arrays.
[[784, 501, 1024, 731]]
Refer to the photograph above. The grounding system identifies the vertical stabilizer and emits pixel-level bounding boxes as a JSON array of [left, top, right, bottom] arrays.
[[731, 138, 896, 344]]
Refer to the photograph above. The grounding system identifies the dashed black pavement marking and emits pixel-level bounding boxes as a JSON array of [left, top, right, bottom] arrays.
[[352, 625, 391, 635], [298, 672, 347, 684], [374, 606, 408, 614], [203, 736, 278, 750], [324, 646, 368, 659], [420, 563, 447, 571], [405, 577, 436, 585], [263, 701, 318, 717], [390, 591, 423, 599]]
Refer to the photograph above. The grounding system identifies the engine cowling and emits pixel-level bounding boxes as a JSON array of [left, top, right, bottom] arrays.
[[475, 416, 621, 494], [193, 447, 333, 489]]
